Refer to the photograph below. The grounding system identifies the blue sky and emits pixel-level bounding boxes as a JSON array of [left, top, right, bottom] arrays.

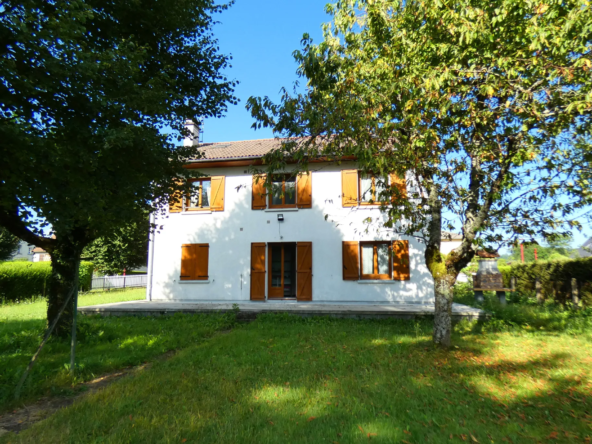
[[201, 0, 329, 143], [198, 0, 591, 249]]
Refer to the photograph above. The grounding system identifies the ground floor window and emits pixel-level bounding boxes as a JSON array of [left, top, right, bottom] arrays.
[[360, 241, 392, 280]]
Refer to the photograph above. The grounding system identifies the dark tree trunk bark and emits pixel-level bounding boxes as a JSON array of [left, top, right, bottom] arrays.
[[47, 242, 83, 338]]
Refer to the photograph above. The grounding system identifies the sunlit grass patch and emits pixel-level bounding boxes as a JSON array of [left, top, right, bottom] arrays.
[[2, 315, 590, 443]]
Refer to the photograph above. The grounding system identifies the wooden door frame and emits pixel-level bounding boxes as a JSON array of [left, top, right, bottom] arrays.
[[267, 242, 297, 299]]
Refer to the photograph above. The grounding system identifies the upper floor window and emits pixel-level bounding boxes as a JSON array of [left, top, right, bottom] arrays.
[[169, 176, 225, 213], [342, 169, 406, 207], [359, 174, 388, 204], [270, 175, 297, 208], [188, 179, 211, 209], [252, 172, 312, 210]]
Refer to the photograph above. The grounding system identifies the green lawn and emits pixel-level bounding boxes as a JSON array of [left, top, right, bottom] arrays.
[[0, 289, 234, 412], [3, 313, 591, 443]]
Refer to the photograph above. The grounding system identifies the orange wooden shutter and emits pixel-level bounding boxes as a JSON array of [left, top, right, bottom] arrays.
[[252, 174, 267, 210], [180, 244, 196, 280], [195, 244, 209, 280], [341, 169, 358, 207], [210, 176, 225, 211], [250, 243, 266, 300], [296, 242, 312, 301], [392, 240, 410, 281], [296, 172, 312, 208], [342, 241, 359, 280], [169, 180, 184, 213], [389, 173, 407, 200], [181, 244, 209, 280]]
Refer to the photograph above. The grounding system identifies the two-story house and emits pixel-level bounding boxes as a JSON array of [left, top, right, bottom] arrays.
[[146, 126, 436, 304]]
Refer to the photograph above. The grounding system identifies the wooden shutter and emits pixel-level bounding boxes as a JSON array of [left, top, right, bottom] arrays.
[[296, 172, 312, 208], [389, 173, 407, 200], [252, 174, 267, 210], [392, 240, 410, 281], [341, 169, 358, 207], [169, 180, 185, 213], [296, 242, 312, 301], [180, 244, 209, 280], [250, 243, 266, 300], [210, 176, 225, 211], [342, 241, 359, 280]]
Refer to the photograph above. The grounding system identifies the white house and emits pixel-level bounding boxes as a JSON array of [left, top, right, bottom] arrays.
[[147, 129, 437, 305], [32, 246, 51, 262], [12, 240, 34, 261]]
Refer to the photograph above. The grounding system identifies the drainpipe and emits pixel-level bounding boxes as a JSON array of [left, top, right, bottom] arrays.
[[146, 211, 156, 301]]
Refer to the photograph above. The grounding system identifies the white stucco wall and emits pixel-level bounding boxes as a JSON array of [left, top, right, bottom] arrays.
[[440, 240, 462, 256], [148, 163, 436, 304]]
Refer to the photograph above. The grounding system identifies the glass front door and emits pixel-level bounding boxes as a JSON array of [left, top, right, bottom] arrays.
[[268, 243, 296, 298]]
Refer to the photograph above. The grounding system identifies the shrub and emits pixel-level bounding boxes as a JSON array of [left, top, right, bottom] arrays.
[[504, 257, 592, 305], [453, 282, 592, 333], [0, 261, 94, 303]]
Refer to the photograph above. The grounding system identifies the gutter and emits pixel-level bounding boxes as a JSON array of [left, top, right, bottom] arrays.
[[146, 211, 156, 301]]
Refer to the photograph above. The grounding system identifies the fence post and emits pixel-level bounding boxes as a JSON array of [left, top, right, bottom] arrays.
[[571, 278, 580, 309], [535, 279, 543, 304], [510, 276, 516, 292]]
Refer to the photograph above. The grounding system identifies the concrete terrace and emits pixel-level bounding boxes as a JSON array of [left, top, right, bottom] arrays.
[[79, 301, 488, 321]]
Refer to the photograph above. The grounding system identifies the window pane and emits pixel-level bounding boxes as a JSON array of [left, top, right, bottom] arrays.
[[271, 180, 283, 205], [377, 244, 390, 275], [190, 182, 201, 207], [284, 177, 296, 205], [361, 245, 374, 275], [202, 181, 211, 207], [271, 245, 282, 287], [360, 174, 373, 202], [375, 177, 386, 202]]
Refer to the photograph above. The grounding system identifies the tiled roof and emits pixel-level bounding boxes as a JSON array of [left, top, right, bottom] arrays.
[[32, 247, 46, 253], [192, 138, 295, 161]]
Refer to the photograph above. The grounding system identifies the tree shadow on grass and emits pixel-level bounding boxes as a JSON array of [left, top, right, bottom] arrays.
[[5, 317, 590, 444], [0, 312, 229, 414]]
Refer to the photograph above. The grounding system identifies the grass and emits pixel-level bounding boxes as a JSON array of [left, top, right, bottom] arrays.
[[2, 313, 592, 443], [0, 289, 234, 412]]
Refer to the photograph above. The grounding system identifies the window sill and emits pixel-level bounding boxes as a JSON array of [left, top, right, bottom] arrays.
[[357, 280, 396, 284], [178, 280, 210, 284], [264, 208, 299, 212], [181, 210, 212, 215]]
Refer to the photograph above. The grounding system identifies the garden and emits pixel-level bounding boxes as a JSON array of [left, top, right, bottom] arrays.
[[0, 279, 591, 443]]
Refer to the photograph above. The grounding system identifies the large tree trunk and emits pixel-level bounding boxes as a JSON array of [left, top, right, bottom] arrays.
[[47, 242, 83, 338], [433, 277, 454, 347]]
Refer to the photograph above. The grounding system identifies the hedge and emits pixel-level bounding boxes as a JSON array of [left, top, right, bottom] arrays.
[[500, 257, 592, 305], [0, 261, 94, 303]]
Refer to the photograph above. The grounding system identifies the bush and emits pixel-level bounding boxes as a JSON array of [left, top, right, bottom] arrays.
[[502, 256, 592, 305], [0, 261, 94, 303], [453, 282, 592, 333]]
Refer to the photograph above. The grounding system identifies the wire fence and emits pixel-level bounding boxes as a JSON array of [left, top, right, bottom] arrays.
[[91, 274, 147, 291]]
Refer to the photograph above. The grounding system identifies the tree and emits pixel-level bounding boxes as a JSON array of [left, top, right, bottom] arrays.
[[0, 0, 237, 337], [248, 0, 592, 346], [0, 227, 20, 261], [83, 213, 149, 276]]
